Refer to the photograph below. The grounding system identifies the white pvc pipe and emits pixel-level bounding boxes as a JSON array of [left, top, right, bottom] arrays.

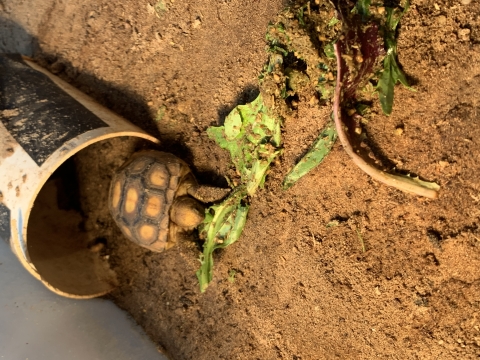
[[0, 54, 158, 298]]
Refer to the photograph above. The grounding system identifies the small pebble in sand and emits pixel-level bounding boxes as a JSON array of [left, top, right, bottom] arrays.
[[458, 28, 471, 41]]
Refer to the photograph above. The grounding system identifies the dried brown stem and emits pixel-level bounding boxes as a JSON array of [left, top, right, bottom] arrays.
[[333, 43, 439, 199]]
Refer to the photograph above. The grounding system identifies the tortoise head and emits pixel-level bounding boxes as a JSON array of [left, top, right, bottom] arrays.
[[170, 196, 205, 229]]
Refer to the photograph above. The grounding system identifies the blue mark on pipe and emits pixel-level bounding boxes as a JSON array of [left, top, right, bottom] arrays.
[[16, 208, 28, 260]]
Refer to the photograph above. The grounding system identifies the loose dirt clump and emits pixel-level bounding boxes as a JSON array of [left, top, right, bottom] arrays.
[[3, 0, 480, 358]]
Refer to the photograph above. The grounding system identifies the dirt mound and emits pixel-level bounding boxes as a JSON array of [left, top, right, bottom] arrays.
[[3, 0, 480, 358]]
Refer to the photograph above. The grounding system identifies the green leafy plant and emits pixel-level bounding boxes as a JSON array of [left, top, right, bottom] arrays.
[[196, 94, 281, 292], [279, 0, 415, 190], [377, 1, 412, 115]]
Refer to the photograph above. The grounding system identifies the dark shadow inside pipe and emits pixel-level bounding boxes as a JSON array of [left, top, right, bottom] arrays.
[[27, 156, 117, 297], [26, 137, 153, 297]]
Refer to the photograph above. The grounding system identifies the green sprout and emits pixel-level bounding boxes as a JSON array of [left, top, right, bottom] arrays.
[[228, 269, 237, 283], [328, 17, 340, 27], [353, 0, 371, 19], [153, 1, 168, 18], [297, 5, 308, 26], [155, 105, 166, 122]]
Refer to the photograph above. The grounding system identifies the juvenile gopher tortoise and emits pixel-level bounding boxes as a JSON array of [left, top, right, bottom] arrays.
[[109, 151, 223, 252]]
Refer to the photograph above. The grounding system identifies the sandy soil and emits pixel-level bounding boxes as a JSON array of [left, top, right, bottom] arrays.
[[2, 0, 480, 358]]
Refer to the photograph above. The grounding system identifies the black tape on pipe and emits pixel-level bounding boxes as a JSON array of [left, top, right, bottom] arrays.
[[0, 54, 107, 166]]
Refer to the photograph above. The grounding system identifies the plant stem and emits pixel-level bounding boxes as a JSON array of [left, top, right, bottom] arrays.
[[333, 43, 439, 199]]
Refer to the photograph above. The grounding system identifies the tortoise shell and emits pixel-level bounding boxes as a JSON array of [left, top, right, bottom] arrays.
[[109, 151, 202, 252]]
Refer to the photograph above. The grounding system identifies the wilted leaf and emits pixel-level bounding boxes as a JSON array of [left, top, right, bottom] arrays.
[[197, 188, 248, 293], [207, 94, 281, 196], [377, 53, 395, 115], [283, 122, 337, 190]]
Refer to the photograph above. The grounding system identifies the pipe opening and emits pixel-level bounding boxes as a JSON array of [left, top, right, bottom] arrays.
[[26, 136, 149, 298]]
